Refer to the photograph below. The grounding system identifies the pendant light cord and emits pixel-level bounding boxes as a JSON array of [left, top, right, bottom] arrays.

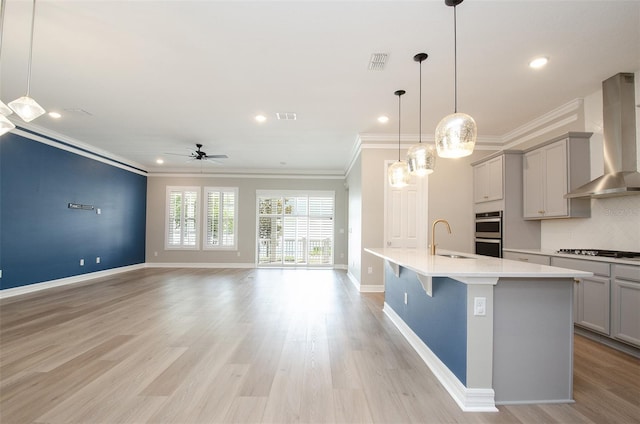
[[397, 93, 401, 161], [26, 0, 37, 96], [419, 59, 422, 143], [453, 4, 458, 114]]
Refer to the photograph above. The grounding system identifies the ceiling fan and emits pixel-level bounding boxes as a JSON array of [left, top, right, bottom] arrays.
[[166, 144, 228, 163]]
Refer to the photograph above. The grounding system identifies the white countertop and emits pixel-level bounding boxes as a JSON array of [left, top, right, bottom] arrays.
[[503, 248, 640, 266], [364, 247, 593, 279]]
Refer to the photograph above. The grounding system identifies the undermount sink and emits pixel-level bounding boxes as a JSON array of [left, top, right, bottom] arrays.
[[437, 254, 472, 259]]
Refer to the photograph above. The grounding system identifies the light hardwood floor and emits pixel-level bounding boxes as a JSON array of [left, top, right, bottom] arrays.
[[1, 268, 639, 423]]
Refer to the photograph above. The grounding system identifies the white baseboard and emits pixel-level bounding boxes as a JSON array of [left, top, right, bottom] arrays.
[[334, 264, 348, 270], [383, 302, 497, 412], [346, 271, 385, 293], [145, 262, 253, 269], [0, 264, 146, 299]]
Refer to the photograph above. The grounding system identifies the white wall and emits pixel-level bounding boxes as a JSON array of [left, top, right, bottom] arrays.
[[540, 71, 640, 251], [348, 146, 489, 288], [146, 175, 349, 266], [346, 155, 362, 282]]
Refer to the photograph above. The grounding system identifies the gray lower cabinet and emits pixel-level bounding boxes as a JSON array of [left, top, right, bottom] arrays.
[[611, 265, 640, 348], [551, 257, 611, 335], [503, 251, 550, 265]]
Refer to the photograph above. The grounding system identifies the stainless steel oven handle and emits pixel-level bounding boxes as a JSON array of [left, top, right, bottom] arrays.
[[475, 232, 502, 239], [475, 238, 502, 244], [475, 218, 502, 223]]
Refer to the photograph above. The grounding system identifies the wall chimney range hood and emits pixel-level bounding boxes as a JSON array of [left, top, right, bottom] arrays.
[[565, 73, 640, 199]]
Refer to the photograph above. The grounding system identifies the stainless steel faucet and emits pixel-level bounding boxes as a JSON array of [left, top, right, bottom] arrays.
[[431, 219, 452, 255]]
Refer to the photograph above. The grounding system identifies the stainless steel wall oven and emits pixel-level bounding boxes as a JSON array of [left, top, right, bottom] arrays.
[[475, 211, 503, 258]]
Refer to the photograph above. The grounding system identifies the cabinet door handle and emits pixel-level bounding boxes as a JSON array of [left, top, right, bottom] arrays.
[[518, 258, 529, 262], [483, 195, 489, 199], [574, 278, 580, 284], [538, 210, 545, 214]]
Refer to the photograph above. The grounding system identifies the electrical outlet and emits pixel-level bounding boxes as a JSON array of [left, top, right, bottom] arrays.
[[96, 257, 100, 264], [154, 251, 158, 257], [367, 266, 373, 274], [474, 297, 486, 316], [237, 251, 241, 257], [80, 259, 84, 266]]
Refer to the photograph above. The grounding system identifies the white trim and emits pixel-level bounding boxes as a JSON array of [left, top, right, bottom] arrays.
[[334, 264, 347, 270], [148, 172, 345, 179], [496, 398, 575, 406], [501, 99, 583, 144], [502, 115, 580, 150], [359, 284, 385, 293], [146, 262, 253, 269], [0, 264, 146, 299], [346, 271, 385, 292], [11, 128, 148, 176], [383, 302, 498, 412], [346, 270, 361, 290]]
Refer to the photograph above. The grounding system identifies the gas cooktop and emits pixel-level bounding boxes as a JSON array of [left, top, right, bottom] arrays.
[[556, 249, 640, 258]]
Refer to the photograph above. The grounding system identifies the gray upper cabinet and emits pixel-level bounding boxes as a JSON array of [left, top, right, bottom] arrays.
[[473, 155, 503, 203], [523, 132, 592, 220]]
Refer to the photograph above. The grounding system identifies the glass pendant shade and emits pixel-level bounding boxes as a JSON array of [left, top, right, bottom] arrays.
[[0, 101, 13, 116], [8, 96, 45, 123], [388, 160, 410, 187], [0, 114, 15, 136], [435, 112, 477, 158], [407, 143, 436, 176]]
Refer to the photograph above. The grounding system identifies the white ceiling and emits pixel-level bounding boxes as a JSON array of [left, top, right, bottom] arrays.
[[2, 0, 639, 175]]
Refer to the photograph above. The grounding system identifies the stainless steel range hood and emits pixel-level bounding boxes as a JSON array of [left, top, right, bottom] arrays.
[[565, 73, 640, 199]]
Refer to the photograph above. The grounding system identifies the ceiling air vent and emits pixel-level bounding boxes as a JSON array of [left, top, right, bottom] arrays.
[[276, 112, 297, 120], [368, 53, 388, 70]]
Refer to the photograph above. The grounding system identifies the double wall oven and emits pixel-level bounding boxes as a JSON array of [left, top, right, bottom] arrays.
[[475, 211, 503, 258]]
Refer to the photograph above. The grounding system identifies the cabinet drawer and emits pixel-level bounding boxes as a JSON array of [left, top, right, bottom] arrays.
[[551, 257, 610, 277], [503, 252, 550, 265], [613, 264, 640, 282]]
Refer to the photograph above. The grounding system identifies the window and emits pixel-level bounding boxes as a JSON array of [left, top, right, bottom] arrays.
[[166, 186, 200, 249], [257, 191, 334, 266], [204, 187, 238, 249]]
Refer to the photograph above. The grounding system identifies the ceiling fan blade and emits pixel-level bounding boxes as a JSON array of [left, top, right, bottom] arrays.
[[206, 154, 229, 159], [164, 152, 191, 156]]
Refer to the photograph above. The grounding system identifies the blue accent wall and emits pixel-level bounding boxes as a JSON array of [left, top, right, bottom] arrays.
[[0, 133, 147, 290], [385, 262, 467, 385]]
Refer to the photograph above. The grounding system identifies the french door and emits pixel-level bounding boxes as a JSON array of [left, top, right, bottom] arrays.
[[257, 191, 334, 266]]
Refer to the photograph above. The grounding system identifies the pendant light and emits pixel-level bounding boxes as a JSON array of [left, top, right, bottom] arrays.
[[407, 53, 436, 176], [0, 0, 15, 136], [8, 0, 45, 123], [388, 90, 410, 188], [435, 0, 476, 158]]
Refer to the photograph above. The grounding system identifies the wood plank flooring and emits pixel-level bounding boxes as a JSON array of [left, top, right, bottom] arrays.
[[1, 268, 639, 423]]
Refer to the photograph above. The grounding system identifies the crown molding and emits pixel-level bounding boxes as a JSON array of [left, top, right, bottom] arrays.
[[501, 98, 583, 145], [148, 171, 345, 179], [9, 126, 148, 176]]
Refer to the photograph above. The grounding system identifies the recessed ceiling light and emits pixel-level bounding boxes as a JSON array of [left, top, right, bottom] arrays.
[[255, 114, 267, 123], [156, 159, 164, 164], [378, 115, 389, 123], [529, 57, 548, 69], [48, 111, 61, 119]]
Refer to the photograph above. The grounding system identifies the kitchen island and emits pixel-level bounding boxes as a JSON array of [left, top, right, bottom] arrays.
[[364, 247, 593, 412]]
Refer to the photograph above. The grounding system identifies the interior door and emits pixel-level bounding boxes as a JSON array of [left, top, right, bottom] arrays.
[[384, 161, 427, 249]]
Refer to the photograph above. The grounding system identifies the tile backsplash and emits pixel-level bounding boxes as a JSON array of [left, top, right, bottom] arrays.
[[541, 196, 640, 251]]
